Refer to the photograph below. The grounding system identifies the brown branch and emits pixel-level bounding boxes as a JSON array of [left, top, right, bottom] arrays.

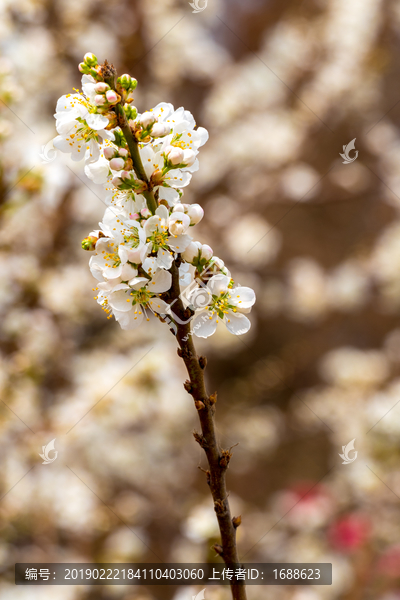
[[102, 60, 245, 597], [168, 262, 247, 600]]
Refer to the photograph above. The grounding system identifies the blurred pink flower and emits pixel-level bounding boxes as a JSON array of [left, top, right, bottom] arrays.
[[328, 514, 370, 552]]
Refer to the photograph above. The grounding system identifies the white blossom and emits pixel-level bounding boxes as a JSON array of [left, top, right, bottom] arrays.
[[190, 274, 256, 338]]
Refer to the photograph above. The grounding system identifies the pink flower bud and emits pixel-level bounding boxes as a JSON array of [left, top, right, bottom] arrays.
[[187, 203, 204, 225], [121, 170, 131, 181], [139, 111, 156, 128], [182, 241, 201, 263], [84, 52, 97, 65], [119, 148, 128, 157], [105, 90, 119, 104], [141, 208, 151, 218], [201, 244, 213, 261], [94, 94, 106, 106], [182, 149, 196, 167], [112, 177, 122, 187], [129, 213, 140, 220], [103, 146, 116, 160], [78, 63, 86, 73], [110, 157, 125, 171], [151, 123, 171, 138], [94, 82, 109, 93], [165, 146, 184, 166], [172, 203, 186, 213]]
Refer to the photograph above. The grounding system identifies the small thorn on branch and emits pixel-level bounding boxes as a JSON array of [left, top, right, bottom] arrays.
[[198, 466, 211, 485], [193, 430, 207, 448], [213, 543, 224, 557], [199, 355, 207, 370], [195, 400, 205, 410], [184, 380, 193, 394], [209, 392, 217, 405], [232, 515, 242, 529]]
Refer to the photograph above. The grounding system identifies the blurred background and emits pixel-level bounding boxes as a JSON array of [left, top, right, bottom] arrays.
[[1, 0, 400, 598]]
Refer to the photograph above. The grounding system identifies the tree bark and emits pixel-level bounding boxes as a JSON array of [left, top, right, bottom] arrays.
[[168, 262, 247, 600]]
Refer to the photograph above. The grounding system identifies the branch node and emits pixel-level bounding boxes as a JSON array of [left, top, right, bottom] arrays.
[[177, 347, 183, 358], [199, 355, 207, 370], [193, 430, 207, 448], [232, 515, 242, 529], [214, 499, 226, 515], [220, 448, 233, 469], [213, 543, 224, 557], [183, 379, 193, 394], [195, 400, 205, 410], [209, 392, 217, 405]]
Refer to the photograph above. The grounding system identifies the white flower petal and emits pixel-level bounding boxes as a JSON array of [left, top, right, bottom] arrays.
[[149, 298, 171, 315], [158, 186, 180, 205], [155, 204, 169, 220], [156, 249, 174, 270], [225, 312, 251, 335], [120, 263, 138, 280], [114, 309, 144, 330], [128, 276, 150, 290], [192, 311, 218, 338], [229, 286, 256, 309], [167, 234, 191, 253], [109, 288, 132, 312], [209, 274, 230, 297], [149, 268, 172, 293], [86, 113, 109, 130]]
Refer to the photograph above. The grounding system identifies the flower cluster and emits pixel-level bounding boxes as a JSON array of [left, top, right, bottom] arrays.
[[54, 53, 256, 337]]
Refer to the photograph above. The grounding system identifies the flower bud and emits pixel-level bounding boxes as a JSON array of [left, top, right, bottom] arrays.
[[112, 177, 123, 187], [82, 236, 98, 251], [103, 146, 117, 160], [187, 203, 204, 225], [94, 82, 109, 93], [110, 157, 125, 171], [94, 94, 106, 106], [105, 90, 119, 104], [201, 244, 213, 261], [182, 149, 196, 167], [165, 146, 184, 166], [78, 62, 86, 73], [119, 74, 131, 88], [151, 122, 171, 138], [169, 212, 191, 236], [139, 111, 157, 128], [182, 241, 201, 263], [121, 170, 131, 181], [141, 208, 151, 218], [124, 104, 137, 120], [119, 148, 128, 157], [172, 203, 187, 213], [84, 52, 97, 66], [129, 212, 140, 220]]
